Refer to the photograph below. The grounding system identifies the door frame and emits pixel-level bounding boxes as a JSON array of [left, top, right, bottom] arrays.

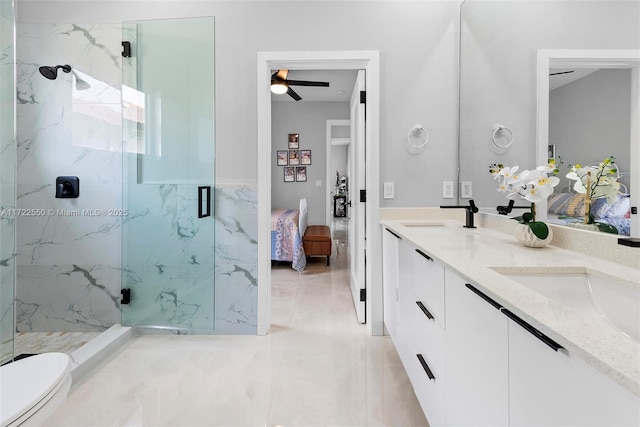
[[256, 50, 382, 336]]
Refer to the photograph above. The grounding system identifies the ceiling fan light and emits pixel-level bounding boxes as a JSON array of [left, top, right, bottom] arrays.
[[270, 82, 288, 95]]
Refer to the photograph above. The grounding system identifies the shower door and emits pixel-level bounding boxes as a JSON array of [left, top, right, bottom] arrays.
[[121, 17, 215, 332], [0, 0, 16, 363]]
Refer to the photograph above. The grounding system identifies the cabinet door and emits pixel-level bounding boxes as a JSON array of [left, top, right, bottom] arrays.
[[413, 249, 446, 329], [395, 239, 416, 364], [382, 227, 400, 338], [445, 269, 509, 426], [509, 317, 640, 426]]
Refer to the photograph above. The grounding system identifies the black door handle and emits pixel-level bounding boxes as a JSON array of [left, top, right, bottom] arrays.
[[198, 186, 211, 218]]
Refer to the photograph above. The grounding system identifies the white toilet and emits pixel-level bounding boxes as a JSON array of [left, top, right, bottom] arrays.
[[1, 352, 72, 427]]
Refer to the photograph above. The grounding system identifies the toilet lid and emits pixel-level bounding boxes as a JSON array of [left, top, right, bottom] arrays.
[[0, 353, 71, 426]]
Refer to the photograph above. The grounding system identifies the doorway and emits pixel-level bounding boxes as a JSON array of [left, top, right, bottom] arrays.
[[256, 51, 382, 336]]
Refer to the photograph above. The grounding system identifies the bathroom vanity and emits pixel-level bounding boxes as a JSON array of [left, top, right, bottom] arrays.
[[381, 212, 639, 426]]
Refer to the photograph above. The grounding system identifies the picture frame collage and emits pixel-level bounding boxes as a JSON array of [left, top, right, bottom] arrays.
[[278, 133, 311, 182]]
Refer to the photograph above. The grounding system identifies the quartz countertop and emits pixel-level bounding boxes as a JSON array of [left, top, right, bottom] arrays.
[[380, 217, 640, 396]]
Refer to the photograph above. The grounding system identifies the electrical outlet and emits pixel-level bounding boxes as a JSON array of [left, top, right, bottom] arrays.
[[443, 181, 454, 199], [383, 182, 395, 199], [461, 181, 473, 199]]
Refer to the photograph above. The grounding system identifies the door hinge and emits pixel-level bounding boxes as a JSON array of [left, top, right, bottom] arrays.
[[360, 90, 366, 104], [121, 41, 132, 58], [121, 288, 131, 305], [360, 189, 366, 202], [360, 288, 366, 302]]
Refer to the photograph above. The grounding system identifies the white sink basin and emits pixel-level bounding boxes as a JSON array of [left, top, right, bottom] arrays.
[[493, 269, 640, 342]]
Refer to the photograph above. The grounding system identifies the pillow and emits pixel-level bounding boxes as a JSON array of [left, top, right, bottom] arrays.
[[547, 193, 585, 217], [603, 193, 630, 218]]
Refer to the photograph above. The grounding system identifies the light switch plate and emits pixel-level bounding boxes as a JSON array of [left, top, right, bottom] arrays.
[[461, 181, 473, 199], [383, 182, 395, 199], [443, 181, 454, 199], [315, 180, 322, 187]]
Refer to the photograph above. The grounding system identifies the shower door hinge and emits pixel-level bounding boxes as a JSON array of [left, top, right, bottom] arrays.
[[122, 41, 132, 58], [360, 189, 366, 203], [360, 90, 366, 104], [360, 288, 366, 302], [121, 288, 131, 305]]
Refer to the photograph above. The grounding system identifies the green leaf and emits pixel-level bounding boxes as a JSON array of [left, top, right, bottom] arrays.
[[596, 223, 619, 234], [522, 212, 535, 223], [528, 221, 549, 240]]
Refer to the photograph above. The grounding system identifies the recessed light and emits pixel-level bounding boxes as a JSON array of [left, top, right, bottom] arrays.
[[336, 90, 345, 94]]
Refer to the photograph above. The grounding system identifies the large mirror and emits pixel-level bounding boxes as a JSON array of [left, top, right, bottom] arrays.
[[537, 49, 639, 236], [458, 0, 640, 237]]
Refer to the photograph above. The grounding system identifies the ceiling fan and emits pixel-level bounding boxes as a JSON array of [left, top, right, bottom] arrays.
[[549, 70, 575, 76], [270, 69, 330, 101]]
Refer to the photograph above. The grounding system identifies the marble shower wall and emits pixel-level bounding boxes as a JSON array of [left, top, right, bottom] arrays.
[[16, 24, 123, 332], [15, 23, 258, 334]]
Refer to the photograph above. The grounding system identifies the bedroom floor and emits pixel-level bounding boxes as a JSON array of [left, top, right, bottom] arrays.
[[44, 218, 428, 427]]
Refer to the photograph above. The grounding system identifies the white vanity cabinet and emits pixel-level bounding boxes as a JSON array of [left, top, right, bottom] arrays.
[[410, 248, 447, 426], [382, 227, 400, 338], [508, 316, 640, 426], [445, 268, 509, 426], [380, 224, 639, 427]]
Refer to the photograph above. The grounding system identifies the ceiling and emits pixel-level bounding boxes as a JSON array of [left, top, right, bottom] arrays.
[[271, 69, 359, 102]]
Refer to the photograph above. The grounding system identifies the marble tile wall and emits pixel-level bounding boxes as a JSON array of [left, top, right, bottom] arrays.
[[14, 23, 258, 335], [15, 23, 123, 332]]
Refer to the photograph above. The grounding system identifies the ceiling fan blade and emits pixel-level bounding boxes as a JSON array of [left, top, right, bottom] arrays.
[[287, 86, 302, 101], [549, 70, 575, 76], [286, 79, 330, 87], [276, 69, 289, 80]]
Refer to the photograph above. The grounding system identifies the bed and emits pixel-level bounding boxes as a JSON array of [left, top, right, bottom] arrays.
[[546, 191, 631, 236], [271, 198, 308, 271]]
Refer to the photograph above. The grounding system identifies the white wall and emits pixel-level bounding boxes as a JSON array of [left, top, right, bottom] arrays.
[[459, 0, 640, 208], [16, 0, 461, 208], [550, 69, 631, 192], [271, 101, 349, 225]]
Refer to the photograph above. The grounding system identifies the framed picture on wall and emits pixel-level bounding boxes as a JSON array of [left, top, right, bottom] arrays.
[[288, 133, 300, 149], [289, 150, 300, 165], [300, 150, 311, 165], [296, 166, 307, 182], [277, 150, 288, 166], [284, 167, 295, 182]]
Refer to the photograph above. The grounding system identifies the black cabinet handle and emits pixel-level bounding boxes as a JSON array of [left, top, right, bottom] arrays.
[[385, 228, 401, 240], [416, 354, 436, 380], [502, 309, 564, 352], [416, 301, 434, 320], [415, 249, 433, 261], [465, 283, 502, 311]]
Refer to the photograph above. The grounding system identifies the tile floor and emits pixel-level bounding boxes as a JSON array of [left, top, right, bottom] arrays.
[[44, 219, 428, 426], [14, 331, 101, 356]]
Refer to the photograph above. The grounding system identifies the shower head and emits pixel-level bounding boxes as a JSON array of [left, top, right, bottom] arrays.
[[38, 64, 71, 80], [71, 70, 91, 91]]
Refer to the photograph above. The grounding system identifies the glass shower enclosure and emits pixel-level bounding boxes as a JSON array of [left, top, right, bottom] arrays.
[[0, 0, 15, 363], [121, 17, 216, 333]]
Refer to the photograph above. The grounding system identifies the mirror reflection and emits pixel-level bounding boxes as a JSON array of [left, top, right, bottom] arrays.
[[544, 60, 636, 236], [458, 0, 640, 237]]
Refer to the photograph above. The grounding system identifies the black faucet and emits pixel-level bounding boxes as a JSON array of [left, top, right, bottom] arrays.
[[440, 199, 479, 228], [496, 200, 531, 215]]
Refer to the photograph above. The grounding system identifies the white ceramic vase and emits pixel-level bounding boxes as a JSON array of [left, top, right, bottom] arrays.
[[514, 223, 553, 248]]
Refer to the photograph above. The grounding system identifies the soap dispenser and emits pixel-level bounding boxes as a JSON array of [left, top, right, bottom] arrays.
[[55, 176, 80, 198]]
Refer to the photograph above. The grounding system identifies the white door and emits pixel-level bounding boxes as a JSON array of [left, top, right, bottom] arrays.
[[349, 70, 366, 323]]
